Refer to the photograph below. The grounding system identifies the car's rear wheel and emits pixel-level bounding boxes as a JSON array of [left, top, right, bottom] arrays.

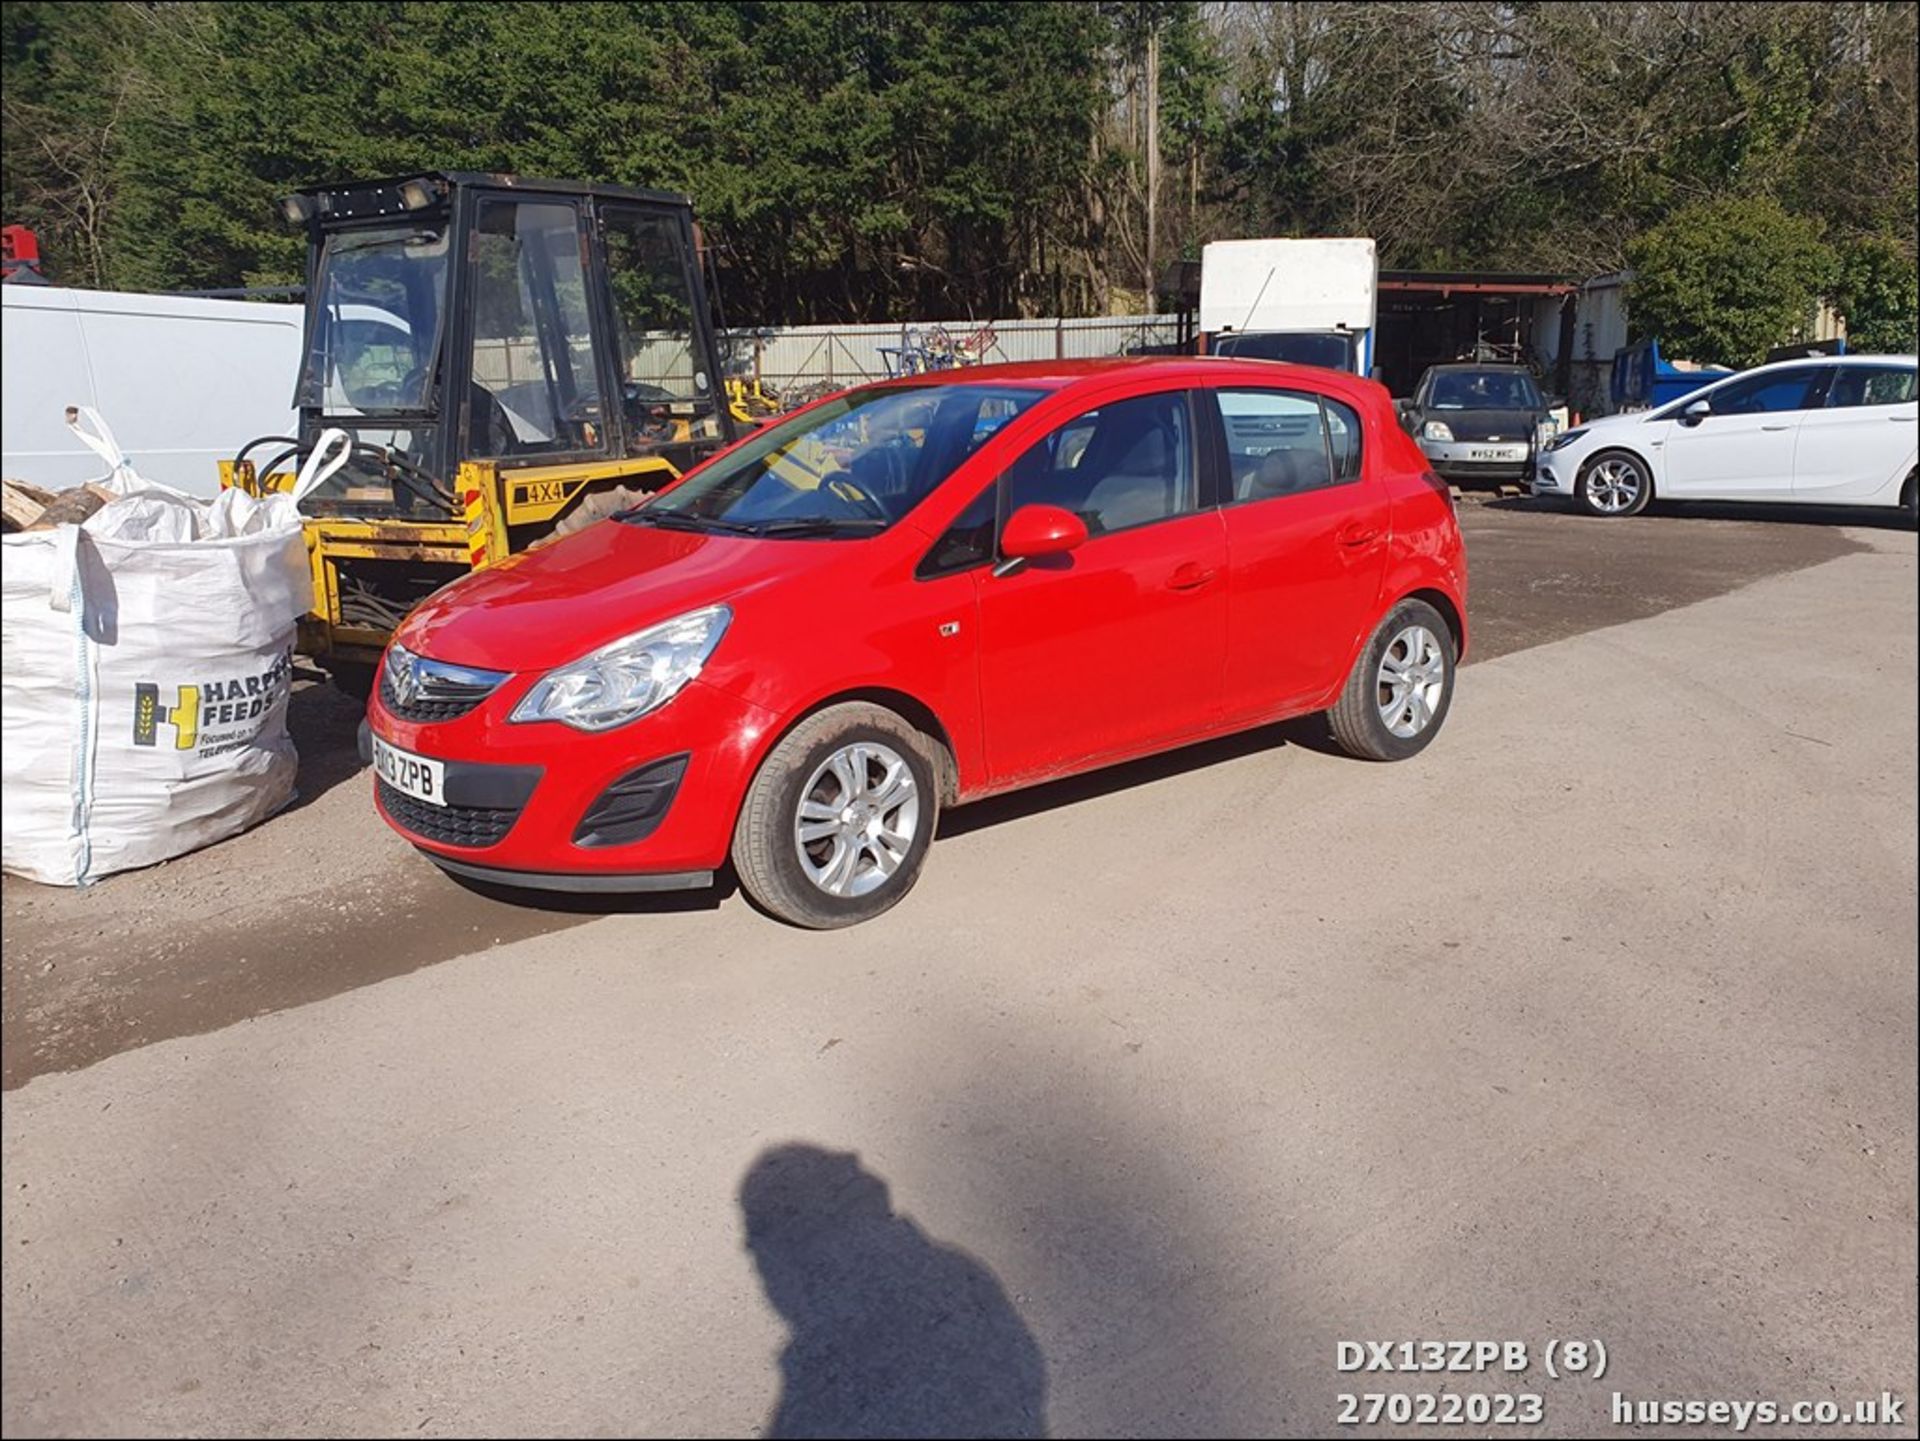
[[1903, 470, 1917, 528], [1328, 599, 1457, 762], [732, 702, 942, 928], [1577, 449, 1653, 517]]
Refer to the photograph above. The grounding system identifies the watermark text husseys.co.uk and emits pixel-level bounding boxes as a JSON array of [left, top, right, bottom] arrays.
[[1612, 1391, 1905, 1430]]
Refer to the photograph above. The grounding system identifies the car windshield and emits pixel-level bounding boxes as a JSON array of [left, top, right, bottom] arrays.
[[297, 223, 451, 414], [1213, 331, 1356, 371], [1428, 371, 1541, 410], [635, 383, 1044, 536]]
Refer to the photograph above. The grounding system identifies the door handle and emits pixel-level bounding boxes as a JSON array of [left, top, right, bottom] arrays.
[[1338, 523, 1382, 548], [1166, 562, 1217, 592], [1760, 423, 1792, 431]]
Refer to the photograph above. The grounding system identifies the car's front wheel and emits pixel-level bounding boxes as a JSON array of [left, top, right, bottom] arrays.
[[1328, 599, 1457, 761], [1577, 449, 1653, 517], [732, 702, 942, 928]]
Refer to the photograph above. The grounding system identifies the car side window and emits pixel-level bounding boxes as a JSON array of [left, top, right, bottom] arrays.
[[1218, 389, 1357, 500], [1003, 391, 1194, 537], [1825, 365, 1918, 408], [1324, 397, 1363, 483], [1707, 368, 1822, 416], [917, 482, 998, 579]]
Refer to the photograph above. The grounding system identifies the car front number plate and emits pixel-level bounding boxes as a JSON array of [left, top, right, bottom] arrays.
[[372, 735, 446, 807], [1469, 445, 1521, 461]]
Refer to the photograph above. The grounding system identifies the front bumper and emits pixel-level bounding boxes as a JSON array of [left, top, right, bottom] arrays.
[[362, 673, 782, 882], [1531, 454, 1574, 494], [1419, 438, 1534, 482], [424, 852, 713, 894]]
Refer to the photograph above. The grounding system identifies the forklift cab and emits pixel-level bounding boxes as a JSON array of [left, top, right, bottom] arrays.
[[229, 173, 737, 681], [285, 171, 733, 510]]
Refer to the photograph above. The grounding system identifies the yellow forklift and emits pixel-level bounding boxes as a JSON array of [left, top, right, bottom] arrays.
[[223, 171, 738, 694]]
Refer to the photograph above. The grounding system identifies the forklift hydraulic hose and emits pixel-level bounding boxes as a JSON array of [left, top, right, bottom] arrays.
[[232, 435, 304, 471], [256, 443, 456, 516]]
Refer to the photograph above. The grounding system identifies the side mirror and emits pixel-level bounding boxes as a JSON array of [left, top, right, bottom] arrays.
[[998, 503, 1087, 567], [1683, 398, 1712, 423]]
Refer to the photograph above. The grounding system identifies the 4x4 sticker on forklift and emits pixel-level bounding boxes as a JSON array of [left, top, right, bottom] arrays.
[[133, 647, 292, 756]]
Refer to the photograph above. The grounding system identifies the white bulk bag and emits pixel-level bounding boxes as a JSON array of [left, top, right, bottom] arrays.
[[1, 411, 347, 885]]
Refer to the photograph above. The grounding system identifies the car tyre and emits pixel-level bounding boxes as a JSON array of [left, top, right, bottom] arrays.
[[1328, 599, 1457, 762], [1576, 449, 1653, 517], [1903, 470, 1918, 528], [732, 702, 942, 929]]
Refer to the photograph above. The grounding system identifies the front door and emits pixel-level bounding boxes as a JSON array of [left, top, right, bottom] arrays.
[[1660, 364, 1828, 499], [464, 196, 614, 464], [972, 389, 1228, 788]]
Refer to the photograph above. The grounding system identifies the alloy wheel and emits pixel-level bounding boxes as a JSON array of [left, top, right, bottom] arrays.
[[1377, 625, 1448, 739], [793, 741, 922, 898], [1586, 457, 1642, 514]]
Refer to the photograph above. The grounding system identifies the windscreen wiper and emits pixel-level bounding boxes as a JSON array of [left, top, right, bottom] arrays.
[[617, 508, 760, 535], [746, 517, 888, 538]]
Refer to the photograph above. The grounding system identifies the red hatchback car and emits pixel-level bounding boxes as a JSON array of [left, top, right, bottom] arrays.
[[364, 359, 1467, 927]]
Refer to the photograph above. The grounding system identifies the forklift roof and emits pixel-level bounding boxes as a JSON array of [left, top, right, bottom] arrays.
[[294, 171, 694, 217]]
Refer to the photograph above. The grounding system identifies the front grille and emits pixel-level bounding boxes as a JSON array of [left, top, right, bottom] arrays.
[[378, 644, 508, 724], [377, 780, 523, 849], [379, 665, 481, 722], [1435, 459, 1532, 477]]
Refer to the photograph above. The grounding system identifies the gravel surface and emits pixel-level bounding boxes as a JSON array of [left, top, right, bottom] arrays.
[[1, 498, 1873, 1089], [3, 505, 1911, 1438]]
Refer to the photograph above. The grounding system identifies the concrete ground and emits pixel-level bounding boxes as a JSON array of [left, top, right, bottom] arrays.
[[3, 500, 1915, 1437]]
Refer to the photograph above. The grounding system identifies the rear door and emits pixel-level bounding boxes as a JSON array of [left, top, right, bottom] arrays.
[[1209, 386, 1389, 721], [972, 388, 1229, 785], [1659, 364, 1827, 499], [1792, 362, 1919, 502]]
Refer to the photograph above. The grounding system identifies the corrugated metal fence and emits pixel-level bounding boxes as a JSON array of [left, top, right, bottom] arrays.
[[732, 315, 1186, 400]]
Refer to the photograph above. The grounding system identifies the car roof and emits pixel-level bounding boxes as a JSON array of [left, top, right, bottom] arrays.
[[1422, 363, 1535, 375], [1725, 352, 1918, 378], [859, 355, 1372, 395]]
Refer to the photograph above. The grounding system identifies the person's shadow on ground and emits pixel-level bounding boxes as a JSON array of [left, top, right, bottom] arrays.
[[741, 1143, 1048, 1439]]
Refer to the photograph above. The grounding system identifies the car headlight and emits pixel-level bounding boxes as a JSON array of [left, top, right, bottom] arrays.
[[1422, 420, 1455, 442], [510, 604, 730, 731], [1545, 427, 1588, 453]]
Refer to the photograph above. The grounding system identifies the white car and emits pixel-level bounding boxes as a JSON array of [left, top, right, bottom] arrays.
[[1534, 353, 1918, 520]]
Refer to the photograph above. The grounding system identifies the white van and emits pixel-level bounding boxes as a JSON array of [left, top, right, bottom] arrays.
[[2, 285, 303, 497]]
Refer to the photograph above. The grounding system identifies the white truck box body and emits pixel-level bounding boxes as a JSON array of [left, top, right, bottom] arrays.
[[2, 285, 303, 497], [1199, 237, 1379, 373]]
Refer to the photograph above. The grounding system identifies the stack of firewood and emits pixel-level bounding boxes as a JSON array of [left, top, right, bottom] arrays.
[[1, 479, 116, 532]]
